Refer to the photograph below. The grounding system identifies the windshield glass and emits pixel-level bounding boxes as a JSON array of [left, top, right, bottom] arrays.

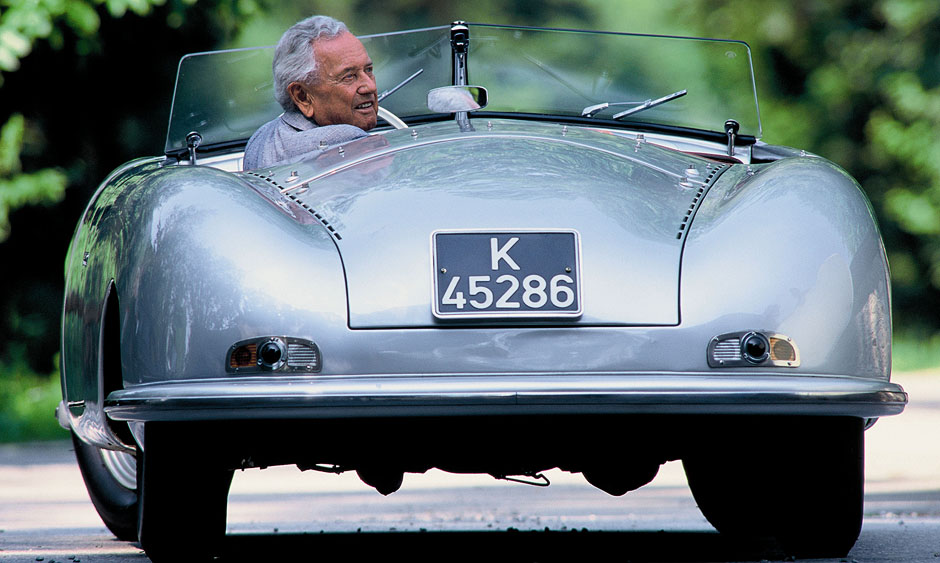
[[165, 24, 761, 154]]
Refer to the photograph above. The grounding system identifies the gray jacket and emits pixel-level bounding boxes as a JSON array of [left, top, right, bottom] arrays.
[[243, 109, 368, 170]]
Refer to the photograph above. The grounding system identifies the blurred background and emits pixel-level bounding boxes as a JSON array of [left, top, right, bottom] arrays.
[[0, 0, 937, 441]]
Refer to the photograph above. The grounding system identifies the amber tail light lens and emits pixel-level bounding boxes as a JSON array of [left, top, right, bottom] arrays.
[[769, 337, 797, 363], [229, 344, 257, 369]]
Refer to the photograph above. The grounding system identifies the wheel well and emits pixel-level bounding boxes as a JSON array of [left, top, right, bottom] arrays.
[[101, 282, 135, 447]]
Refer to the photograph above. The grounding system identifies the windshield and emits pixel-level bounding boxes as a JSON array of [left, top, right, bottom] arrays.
[[165, 23, 761, 154]]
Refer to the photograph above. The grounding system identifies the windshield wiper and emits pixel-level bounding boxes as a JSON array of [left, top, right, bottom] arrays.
[[377, 68, 424, 103], [612, 89, 686, 120], [581, 101, 643, 118], [581, 89, 687, 119]]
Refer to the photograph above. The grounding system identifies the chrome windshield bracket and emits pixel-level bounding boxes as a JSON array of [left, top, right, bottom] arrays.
[[185, 131, 202, 165], [450, 21, 469, 86], [724, 119, 739, 157]]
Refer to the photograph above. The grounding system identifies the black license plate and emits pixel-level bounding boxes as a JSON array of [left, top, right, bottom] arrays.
[[432, 231, 582, 318]]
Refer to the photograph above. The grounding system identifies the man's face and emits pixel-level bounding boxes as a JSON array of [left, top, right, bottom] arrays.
[[291, 32, 378, 130]]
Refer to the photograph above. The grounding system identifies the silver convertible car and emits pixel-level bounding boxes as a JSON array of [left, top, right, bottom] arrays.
[[59, 22, 907, 560]]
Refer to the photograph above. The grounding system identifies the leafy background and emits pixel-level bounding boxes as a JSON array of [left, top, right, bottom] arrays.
[[0, 0, 937, 440]]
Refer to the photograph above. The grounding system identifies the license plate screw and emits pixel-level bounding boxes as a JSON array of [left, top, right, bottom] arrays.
[[440, 268, 447, 274], [565, 266, 572, 273]]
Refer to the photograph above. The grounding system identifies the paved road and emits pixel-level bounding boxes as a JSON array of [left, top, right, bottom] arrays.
[[1, 371, 938, 562]]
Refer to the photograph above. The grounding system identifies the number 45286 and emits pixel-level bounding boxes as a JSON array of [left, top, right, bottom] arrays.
[[441, 274, 576, 310]]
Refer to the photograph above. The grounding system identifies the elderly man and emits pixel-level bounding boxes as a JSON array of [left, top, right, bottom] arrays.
[[244, 16, 378, 169]]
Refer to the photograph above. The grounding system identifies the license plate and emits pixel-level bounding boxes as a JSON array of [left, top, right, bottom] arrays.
[[432, 230, 582, 318]]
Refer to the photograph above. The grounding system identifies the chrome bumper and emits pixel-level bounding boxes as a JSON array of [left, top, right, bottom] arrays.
[[105, 373, 908, 422]]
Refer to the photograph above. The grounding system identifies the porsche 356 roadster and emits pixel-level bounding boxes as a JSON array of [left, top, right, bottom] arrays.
[[59, 22, 907, 560]]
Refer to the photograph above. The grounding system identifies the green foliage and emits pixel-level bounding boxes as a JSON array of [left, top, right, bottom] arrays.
[[0, 0, 203, 242], [0, 0, 109, 242], [0, 0, 168, 77], [893, 330, 940, 372], [0, 113, 66, 241], [228, 0, 593, 48], [0, 349, 65, 442]]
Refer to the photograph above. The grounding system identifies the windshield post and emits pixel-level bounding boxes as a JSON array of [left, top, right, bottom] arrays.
[[450, 22, 473, 131]]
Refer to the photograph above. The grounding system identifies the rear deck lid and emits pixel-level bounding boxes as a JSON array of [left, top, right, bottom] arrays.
[[275, 122, 724, 328]]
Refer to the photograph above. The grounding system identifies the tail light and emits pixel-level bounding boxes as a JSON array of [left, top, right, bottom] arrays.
[[708, 331, 800, 368], [226, 336, 321, 374]]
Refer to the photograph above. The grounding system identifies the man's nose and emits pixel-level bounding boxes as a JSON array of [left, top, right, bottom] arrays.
[[358, 74, 376, 95]]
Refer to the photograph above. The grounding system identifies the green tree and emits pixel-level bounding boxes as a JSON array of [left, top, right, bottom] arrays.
[[0, 0, 176, 241], [0, 0, 270, 439], [0, 113, 65, 241], [672, 0, 940, 329], [0, 0, 265, 372]]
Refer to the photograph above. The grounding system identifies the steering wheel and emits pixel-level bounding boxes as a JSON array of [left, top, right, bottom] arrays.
[[377, 106, 408, 129]]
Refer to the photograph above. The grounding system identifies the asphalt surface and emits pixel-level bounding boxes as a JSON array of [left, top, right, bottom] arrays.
[[0, 371, 938, 562]]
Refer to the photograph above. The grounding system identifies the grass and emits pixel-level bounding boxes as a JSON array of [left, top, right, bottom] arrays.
[[892, 330, 940, 373], [0, 355, 67, 443]]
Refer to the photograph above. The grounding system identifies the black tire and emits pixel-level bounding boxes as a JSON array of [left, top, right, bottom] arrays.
[[137, 423, 234, 562], [682, 416, 864, 558], [71, 431, 139, 541]]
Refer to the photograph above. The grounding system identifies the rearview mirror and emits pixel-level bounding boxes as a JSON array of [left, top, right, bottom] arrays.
[[427, 86, 488, 113]]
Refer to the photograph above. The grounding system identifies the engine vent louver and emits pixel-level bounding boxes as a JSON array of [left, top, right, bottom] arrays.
[[245, 171, 342, 241], [676, 163, 729, 240], [284, 191, 343, 240]]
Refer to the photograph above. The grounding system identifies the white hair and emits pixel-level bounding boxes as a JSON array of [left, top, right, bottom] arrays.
[[272, 15, 349, 111]]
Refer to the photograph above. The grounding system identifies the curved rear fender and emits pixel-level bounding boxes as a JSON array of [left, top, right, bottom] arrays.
[[62, 161, 348, 444], [61, 158, 164, 442], [681, 157, 891, 378], [114, 165, 348, 385]]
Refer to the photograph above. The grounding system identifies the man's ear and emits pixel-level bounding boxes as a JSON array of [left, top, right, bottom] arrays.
[[287, 82, 316, 119]]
